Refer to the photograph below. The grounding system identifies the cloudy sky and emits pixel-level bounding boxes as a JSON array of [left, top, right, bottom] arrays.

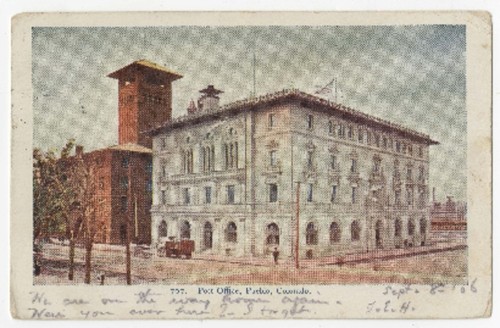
[[32, 25, 466, 201]]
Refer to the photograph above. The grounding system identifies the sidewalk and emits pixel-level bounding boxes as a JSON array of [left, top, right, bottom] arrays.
[[190, 242, 467, 268]]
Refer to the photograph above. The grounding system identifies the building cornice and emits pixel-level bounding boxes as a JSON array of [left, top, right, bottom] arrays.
[[147, 89, 438, 145]]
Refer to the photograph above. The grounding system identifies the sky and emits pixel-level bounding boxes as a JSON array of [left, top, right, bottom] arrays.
[[32, 25, 466, 201]]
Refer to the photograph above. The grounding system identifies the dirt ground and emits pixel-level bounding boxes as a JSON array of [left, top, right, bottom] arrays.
[[34, 242, 467, 285]]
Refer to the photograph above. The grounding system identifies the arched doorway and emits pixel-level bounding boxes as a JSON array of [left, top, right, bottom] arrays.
[[330, 222, 341, 244], [375, 220, 383, 248], [203, 222, 213, 250], [179, 220, 191, 240], [266, 223, 279, 245]]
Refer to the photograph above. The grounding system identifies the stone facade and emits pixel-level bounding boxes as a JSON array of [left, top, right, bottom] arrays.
[[150, 89, 438, 259]]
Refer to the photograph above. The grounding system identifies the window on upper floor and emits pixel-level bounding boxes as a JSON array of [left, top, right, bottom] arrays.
[[120, 176, 128, 189], [121, 157, 129, 168], [183, 188, 190, 205], [224, 142, 238, 170], [269, 184, 278, 203], [383, 137, 388, 149], [418, 146, 424, 158], [161, 190, 166, 205], [348, 126, 353, 140], [160, 138, 167, 150], [307, 184, 313, 202], [268, 113, 275, 128], [307, 151, 314, 169], [351, 159, 357, 173], [330, 155, 337, 170], [205, 186, 212, 204], [146, 162, 153, 174], [270, 150, 277, 166], [121, 196, 127, 212], [328, 121, 334, 135], [338, 124, 346, 138], [307, 114, 314, 129], [227, 185, 235, 204], [396, 141, 401, 153], [145, 180, 152, 193], [358, 129, 364, 143], [351, 187, 357, 204], [331, 185, 337, 203], [161, 164, 167, 178], [395, 190, 401, 205]]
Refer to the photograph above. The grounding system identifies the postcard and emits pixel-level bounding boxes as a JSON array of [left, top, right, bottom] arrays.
[[10, 11, 491, 319]]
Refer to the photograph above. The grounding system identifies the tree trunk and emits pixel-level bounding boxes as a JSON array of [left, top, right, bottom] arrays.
[[68, 236, 75, 280], [84, 236, 93, 284]]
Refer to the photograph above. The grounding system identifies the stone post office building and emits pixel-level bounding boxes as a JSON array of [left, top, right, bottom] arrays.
[[149, 68, 438, 259]]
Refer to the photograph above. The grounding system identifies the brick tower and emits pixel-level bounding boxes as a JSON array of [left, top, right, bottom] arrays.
[[108, 60, 183, 148]]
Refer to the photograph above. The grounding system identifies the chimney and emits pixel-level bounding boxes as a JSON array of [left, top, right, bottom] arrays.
[[198, 85, 223, 112], [187, 99, 197, 115], [75, 145, 84, 158]]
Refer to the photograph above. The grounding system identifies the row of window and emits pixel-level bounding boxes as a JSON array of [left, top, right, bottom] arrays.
[[164, 182, 426, 206], [159, 218, 427, 247], [182, 143, 239, 174], [267, 113, 425, 158]]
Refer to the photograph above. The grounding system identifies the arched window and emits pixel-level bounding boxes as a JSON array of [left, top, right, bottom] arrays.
[[408, 219, 415, 235], [158, 220, 168, 238], [306, 222, 318, 245], [330, 222, 341, 243], [394, 218, 402, 237], [179, 220, 191, 239], [266, 223, 279, 245], [351, 220, 360, 241], [226, 222, 237, 243]]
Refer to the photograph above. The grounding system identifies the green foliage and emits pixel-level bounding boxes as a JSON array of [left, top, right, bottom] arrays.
[[33, 139, 77, 239]]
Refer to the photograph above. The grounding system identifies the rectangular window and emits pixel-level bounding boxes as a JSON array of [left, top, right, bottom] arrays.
[[307, 151, 314, 169], [227, 185, 235, 204], [161, 138, 167, 149], [270, 150, 277, 166], [328, 121, 334, 134], [331, 185, 337, 203], [146, 162, 153, 174], [161, 190, 166, 205], [395, 190, 401, 205], [183, 188, 190, 205], [358, 129, 364, 142], [161, 165, 167, 178], [268, 113, 274, 128], [146, 180, 152, 193], [396, 141, 401, 153], [121, 196, 127, 212], [269, 184, 278, 203], [418, 146, 423, 158], [407, 168, 412, 180], [205, 186, 212, 204], [351, 159, 357, 173], [121, 157, 129, 168], [351, 187, 357, 204], [348, 126, 353, 139], [307, 184, 313, 202], [120, 176, 128, 189], [330, 155, 336, 170], [307, 114, 313, 129]]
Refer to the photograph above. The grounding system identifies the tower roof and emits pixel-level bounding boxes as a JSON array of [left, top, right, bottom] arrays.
[[199, 85, 223, 96], [107, 59, 183, 80]]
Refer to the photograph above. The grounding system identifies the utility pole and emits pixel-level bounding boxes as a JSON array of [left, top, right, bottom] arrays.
[[295, 182, 301, 269]]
